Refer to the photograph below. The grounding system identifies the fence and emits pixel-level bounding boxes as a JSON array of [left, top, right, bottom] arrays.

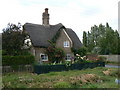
[[34, 62, 105, 74], [99, 55, 120, 62], [2, 65, 33, 74], [2, 62, 105, 74]]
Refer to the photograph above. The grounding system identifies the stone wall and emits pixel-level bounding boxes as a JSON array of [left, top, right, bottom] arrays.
[[99, 55, 120, 62]]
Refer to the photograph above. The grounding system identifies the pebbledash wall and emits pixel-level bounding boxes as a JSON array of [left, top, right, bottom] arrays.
[[99, 55, 120, 62]]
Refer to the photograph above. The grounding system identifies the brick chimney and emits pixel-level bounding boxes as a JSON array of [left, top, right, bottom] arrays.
[[42, 8, 49, 26]]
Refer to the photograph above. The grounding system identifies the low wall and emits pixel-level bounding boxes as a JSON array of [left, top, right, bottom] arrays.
[[99, 55, 120, 62]]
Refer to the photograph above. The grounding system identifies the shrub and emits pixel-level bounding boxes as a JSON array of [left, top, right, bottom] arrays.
[[98, 56, 107, 62], [71, 47, 88, 57], [76, 47, 88, 57], [2, 55, 35, 66], [64, 61, 72, 67], [53, 82, 71, 88], [46, 46, 65, 63]]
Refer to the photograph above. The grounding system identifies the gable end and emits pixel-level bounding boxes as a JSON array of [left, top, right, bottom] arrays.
[[63, 28, 73, 47]]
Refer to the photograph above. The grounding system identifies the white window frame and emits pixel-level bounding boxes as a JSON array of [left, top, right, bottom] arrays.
[[40, 53, 48, 61], [63, 41, 70, 47], [65, 54, 71, 61], [33, 49, 35, 56]]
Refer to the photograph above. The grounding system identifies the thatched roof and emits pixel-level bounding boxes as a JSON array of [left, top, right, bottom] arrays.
[[23, 23, 82, 49]]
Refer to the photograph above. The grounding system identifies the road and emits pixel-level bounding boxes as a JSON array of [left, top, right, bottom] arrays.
[[105, 64, 120, 68]]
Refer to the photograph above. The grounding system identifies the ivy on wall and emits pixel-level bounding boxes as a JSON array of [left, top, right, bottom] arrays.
[[46, 40, 65, 63], [46, 46, 65, 63]]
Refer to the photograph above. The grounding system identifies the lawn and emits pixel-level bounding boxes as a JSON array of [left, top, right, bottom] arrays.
[[2, 67, 119, 88]]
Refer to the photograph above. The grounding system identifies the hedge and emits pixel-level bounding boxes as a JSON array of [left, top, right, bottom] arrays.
[[34, 62, 105, 74], [2, 55, 35, 66]]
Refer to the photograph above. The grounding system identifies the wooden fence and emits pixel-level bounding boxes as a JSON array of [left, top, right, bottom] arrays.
[[2, 65, 33, 74]]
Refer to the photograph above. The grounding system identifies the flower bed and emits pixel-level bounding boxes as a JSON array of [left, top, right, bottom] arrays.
[[34, 62, 105, 74]]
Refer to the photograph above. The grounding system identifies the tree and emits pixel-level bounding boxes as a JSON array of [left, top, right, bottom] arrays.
[[118, 37, 120, 54], [99, 25, 119, 54], [87, 31, 95, 52], [83, 31, 87, 47], [2, 23, 27, 55], [84, 22, 120, 55]]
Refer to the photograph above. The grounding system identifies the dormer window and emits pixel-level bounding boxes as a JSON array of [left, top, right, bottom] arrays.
[[64, 41, 70, 47]]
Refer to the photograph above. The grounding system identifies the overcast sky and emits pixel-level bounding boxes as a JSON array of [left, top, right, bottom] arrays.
[[0, 0, 119, 41]]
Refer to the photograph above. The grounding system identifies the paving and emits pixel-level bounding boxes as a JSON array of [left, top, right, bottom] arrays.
[[105, 65, 120, 68]]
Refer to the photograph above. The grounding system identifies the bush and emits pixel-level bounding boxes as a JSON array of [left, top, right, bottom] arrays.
[[76, 47, 88, 57], [2, 55, 35, 66], [46, 46, 65, 63], [98, 56, 107, 62]]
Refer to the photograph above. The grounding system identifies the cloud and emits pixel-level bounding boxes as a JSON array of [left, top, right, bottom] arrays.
[[0, 0, 119, 41]]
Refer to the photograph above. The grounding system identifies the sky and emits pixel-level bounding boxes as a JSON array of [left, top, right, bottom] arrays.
[[0, 0, 119, 41]]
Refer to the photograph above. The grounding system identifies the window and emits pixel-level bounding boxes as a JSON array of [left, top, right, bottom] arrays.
[[33, 49, 35, 56], [65, 54, 71, 61], [40, 53, 48, 61], [64, 41, 70, 47]]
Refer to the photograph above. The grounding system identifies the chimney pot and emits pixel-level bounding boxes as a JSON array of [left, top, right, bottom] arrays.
[[45, 8, 48, 13], [42, 8, 49, 26]]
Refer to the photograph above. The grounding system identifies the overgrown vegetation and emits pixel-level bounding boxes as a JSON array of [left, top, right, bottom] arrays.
[[2, 67, 119, 88]]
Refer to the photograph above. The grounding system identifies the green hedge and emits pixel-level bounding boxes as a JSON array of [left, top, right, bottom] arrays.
[[2, 55, 35, 66]]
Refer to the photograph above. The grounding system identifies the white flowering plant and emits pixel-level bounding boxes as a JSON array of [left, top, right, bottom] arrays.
[[74, 54, 88, 64]]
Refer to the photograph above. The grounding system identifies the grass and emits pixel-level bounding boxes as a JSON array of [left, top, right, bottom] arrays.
[[2, 67, 119, 88], [105, 61, 119, 66]]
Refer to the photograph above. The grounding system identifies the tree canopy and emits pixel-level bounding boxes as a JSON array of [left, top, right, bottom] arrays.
[[82, 23, 120, 55], [2, 23, 27, 55]]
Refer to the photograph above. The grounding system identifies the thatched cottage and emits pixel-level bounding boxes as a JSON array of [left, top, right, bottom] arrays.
[[23, 8, 82, 63]]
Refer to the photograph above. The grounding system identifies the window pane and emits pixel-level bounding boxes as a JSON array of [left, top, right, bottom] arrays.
[[41, 55, 44, 59], [64, 41, 70, 47], [40, 54, 48, 61], [65, 54, 71, 60]]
